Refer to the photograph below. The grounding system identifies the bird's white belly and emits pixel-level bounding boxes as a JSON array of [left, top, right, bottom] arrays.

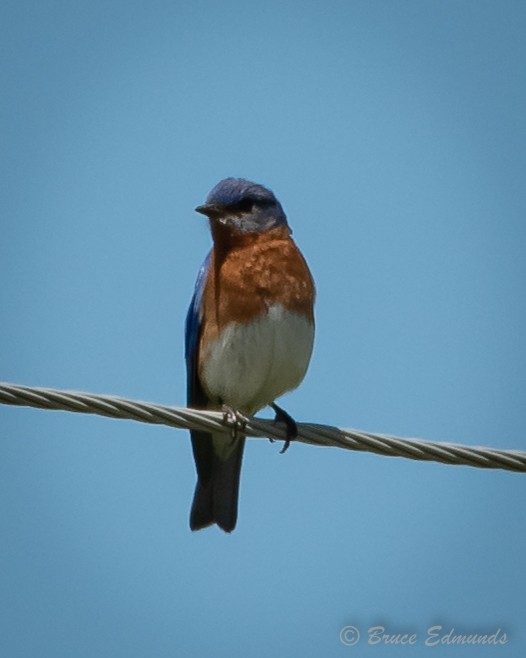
[[201, 305, 314, 414]]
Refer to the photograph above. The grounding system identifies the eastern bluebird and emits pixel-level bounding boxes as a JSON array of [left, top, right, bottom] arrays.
[[185, 178, 315, 532]]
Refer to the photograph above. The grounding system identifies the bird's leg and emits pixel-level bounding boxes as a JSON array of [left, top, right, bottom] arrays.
[[270, 402, 298, 454], [221, 404, 247, 441]]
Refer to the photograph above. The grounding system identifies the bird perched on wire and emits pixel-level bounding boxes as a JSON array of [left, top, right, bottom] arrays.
[[185, 177, 315, 532]]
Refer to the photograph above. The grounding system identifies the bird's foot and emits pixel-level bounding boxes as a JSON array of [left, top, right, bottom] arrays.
[[270, 402, 298, 454], [221, 405, 247, 440]]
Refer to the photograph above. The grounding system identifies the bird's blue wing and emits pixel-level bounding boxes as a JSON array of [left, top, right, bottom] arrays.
[[185, 250, 212, 407], [185, 249, 245, 532]]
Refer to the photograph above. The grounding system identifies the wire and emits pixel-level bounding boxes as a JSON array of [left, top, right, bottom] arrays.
[[1, 381, 525, 472]]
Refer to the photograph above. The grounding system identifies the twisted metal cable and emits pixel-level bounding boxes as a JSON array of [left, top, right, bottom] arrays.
[[1, 382, 525, 473]]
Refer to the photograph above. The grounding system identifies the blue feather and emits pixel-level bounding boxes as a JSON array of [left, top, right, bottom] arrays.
[[185, 250, 211, 406]]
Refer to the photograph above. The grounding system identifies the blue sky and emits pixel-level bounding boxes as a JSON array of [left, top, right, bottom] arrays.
[[1, 0, 525, 656]]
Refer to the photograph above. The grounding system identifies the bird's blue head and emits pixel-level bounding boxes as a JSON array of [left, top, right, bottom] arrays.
[[195, 178, 288, 234]]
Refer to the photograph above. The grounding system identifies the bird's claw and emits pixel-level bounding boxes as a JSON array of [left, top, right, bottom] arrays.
[[222, 405, 247, 440], [270, 402, 298, 454]]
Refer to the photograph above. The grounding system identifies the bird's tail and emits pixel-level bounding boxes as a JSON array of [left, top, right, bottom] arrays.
[[190, 431, 245, 532]]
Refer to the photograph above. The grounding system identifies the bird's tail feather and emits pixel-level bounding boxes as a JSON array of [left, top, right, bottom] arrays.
[[190, 432, 245, 532]]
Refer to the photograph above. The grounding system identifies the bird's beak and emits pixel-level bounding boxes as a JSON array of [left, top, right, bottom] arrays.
[[195, 203, 222, 218]]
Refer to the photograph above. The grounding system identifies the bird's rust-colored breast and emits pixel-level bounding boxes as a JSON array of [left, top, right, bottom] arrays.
[[200, 225, 315, 346]]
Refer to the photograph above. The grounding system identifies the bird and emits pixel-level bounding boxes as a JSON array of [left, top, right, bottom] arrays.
[[185, 177, 315, 532]]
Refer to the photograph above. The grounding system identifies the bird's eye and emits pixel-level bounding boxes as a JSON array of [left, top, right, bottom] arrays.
[[236, 198, 254, 213]]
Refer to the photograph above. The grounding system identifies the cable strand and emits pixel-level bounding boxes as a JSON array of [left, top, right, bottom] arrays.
[[1, 382, 525, 473]]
